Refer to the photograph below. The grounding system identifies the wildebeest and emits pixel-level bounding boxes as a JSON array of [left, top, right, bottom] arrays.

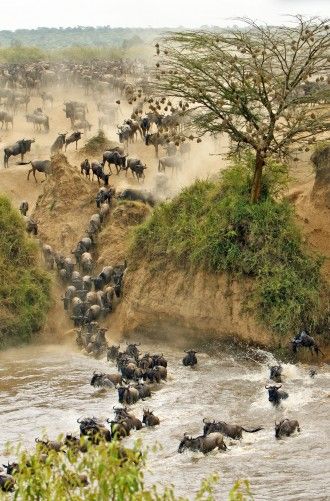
[[158, 155, 182, 175], [19, 200, 29, 216], [80, 252, 93, 274], [80, 158, 91, 178], [35, 438, 63, 453], [102, 150, 127, 174], [0, 473, 15, 492], [178, 432, 227, 454], [117, 188, 155, 206], [127, 157, 147, 181], [292, 331, 323, 356], [72, 238, 92, 264], [23, 159, 52, 183], [0, 110, 13, 129], [145, 132, 165, 157], [142, 409, 160, 427], [117, 385, 140, 405], [91, 162, 109, 186], [65, 131, 83, 151], [135, 382, 152, 399], [26, 112, 49, 132], [117, 124, 131, 146], [90, 372, 122, 388], [125, 342, 140, 360], [269, 365, 282, 383], [182, 350, 197, 367], [113, 407, 142, 431], [96, 187, 115, 208], [26, 217, 38, 236], [107, 345, 121, 361], [40, 91, 53, 107], [4, 138, 35, 168], [265, 384, 289, 406], [74, 119, 92, 133], [203, 419, 263, 440], [77, 417, 111, 444], [275, 419, 300, 439], [50, 133, 67, 154]]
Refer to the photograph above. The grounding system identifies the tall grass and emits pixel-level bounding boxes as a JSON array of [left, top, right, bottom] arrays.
[[0, 196, 51, 348], [130, 157, 327, 337]]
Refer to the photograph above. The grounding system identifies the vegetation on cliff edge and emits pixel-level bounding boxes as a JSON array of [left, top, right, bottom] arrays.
[[0, 196, 51, 348], [131, 157, 327, 337]]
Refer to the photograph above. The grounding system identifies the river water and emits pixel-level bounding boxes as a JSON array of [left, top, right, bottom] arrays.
[[0, 339, 329, 500]]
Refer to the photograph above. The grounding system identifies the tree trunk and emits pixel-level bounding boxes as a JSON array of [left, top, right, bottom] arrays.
[[251, 152, 265, 203]]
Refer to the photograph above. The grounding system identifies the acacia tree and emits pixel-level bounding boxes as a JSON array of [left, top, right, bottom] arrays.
[[153, 17, 330, 202]]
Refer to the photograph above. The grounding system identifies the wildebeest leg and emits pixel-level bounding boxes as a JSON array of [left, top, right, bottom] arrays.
[[75, 141, 78, 150], [21, 153, 24, 162], [27, 168, 33, 180], [33, 168, 38, 183]]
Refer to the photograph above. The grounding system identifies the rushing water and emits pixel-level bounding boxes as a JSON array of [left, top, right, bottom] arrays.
[[0, 339, 329, 500]]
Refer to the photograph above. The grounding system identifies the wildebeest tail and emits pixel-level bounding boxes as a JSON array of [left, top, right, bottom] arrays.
[[241, 427, 263, 433], [16, 161, 32, 165]]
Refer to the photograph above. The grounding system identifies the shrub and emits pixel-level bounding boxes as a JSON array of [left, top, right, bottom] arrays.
[[4, 437, 251, 500], [0, 196, 51, 348], [130, 158, 326, 336]]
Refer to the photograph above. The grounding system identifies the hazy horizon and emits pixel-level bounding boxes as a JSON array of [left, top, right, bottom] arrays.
[[1, 0, 328, 31]]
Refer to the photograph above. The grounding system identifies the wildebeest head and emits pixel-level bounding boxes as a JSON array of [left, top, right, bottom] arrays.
[[265, 384, 287, 405], [202, 418, 217, 435], [90, 371, 103, 386], [178, 433, 191, 453], [269, 365, 282, 382], [117, 385, 127, 403]]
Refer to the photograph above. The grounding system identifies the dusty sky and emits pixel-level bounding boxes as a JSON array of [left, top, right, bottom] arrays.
[[1, 0, 328, 30]]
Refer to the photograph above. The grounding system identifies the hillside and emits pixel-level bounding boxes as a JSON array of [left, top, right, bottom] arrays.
[[0, 196, 51, 348]]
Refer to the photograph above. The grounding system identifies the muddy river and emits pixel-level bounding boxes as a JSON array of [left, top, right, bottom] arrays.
[[0, 339, 329, 500]]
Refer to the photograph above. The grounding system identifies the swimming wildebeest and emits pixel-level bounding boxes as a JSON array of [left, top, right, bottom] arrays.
[[0, 473, 15, 492], [265, 384, 289, 406], [142, 409, 160, 427], [50, 132, 67, 154], [182, 350, 197, 367], [77, 417, 111, 444], [292, 331, 323, 356], [203, 419, 263, 440], [107, 345, 121, 361], [90, 372, 122, 387], [117, 385, 140, 405], [65, 131, 83, 151], [269, 365, 283, 383], [4, 138, 35, 167], [275, 419, 300, 439], [178, 433, 227, 454], [112, 407, 142, 431], [21, 159, 52, 183]]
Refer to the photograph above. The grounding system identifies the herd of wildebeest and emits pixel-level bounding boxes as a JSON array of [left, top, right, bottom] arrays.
[[0, 58, 325, 493]]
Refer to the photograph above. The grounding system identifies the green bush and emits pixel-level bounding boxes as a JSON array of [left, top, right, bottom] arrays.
[[0, 196, 51, 348], [130, 158, 326, 336], [3, 437, 252, 500]]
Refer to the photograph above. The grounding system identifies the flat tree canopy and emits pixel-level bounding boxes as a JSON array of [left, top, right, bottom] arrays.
[[154, 16, 330, 202]]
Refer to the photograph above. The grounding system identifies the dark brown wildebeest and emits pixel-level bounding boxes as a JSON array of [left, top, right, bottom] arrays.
[[23, 159, 52, 183], [275, 419, 300, 439], [50, 132, 67, 154], [90, 372, 122, 387], [80, 158, 91, 178], [65, 131, 83, 151], [203, 419, 263, 439], [178, 432, 227, 454], [142, 409, 160, 427], [265, 384, 289, 406], [182, 350, 197, 367], [4, 138, 35, 168]]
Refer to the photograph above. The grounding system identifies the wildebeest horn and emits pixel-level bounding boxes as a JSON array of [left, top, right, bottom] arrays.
[[275, 384, 282, 388], [203, 418, 208, 423], [183, 432, 188, 437], [265, 384, 270, 389], [77, 418, 82, 423]]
